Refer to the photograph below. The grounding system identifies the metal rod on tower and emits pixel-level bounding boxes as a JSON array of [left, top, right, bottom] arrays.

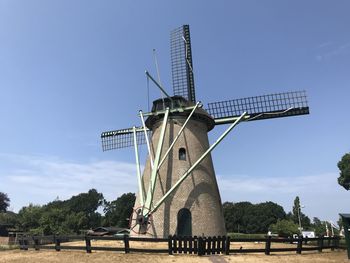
[[139, 110, 154, 169], [150, 111, 248, 215], [143, 108, 170, 215], [145, 71, 173, 100], [133, 126, 145, 206], [153, 49, 164, 99]]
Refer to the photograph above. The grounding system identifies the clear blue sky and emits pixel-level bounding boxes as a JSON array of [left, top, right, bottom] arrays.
[[0, 0, 349, 224]]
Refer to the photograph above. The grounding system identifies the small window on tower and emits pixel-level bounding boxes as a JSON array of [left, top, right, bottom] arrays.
[[179, 148, 186, 161]]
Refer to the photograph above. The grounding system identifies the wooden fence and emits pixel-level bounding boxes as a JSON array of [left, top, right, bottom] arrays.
[[18, 235, 341, 256]]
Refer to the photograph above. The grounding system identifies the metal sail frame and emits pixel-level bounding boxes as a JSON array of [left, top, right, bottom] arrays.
[[208, 90, 309, 125], [171, 25, 196, 103]]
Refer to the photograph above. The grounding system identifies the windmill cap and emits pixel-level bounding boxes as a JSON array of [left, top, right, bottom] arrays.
[[145, 96, 215, 131]]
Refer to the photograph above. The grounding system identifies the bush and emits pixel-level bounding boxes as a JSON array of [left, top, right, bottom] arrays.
[[269, 219, 299, 237]]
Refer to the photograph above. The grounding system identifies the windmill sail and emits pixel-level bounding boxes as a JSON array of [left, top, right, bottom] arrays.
[[171, 25, 196, 103], [101, 127, 151, 151], [207, 90, 309, 124]]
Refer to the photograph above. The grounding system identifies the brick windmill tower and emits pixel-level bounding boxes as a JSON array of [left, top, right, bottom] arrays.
[[101, 25, 309, 238]]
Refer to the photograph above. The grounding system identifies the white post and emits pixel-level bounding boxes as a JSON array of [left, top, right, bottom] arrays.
[[133, 126, 144, 206], [139, 110, 154, 169]]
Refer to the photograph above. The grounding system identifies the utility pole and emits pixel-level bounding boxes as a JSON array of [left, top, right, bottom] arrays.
[[297, 204, 305, 235]]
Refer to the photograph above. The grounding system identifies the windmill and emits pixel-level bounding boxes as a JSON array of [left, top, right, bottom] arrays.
[[101, 25, 309, 237]]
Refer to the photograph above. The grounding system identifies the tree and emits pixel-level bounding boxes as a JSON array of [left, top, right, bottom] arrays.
[[253, 202, 286, 233], [291, 196, 311, 230], [66, 189, 104, 215], [0, 192, 10, 212], [103, 193, 136, 228], [223, 201, 286, 234], [312, 217, 326, 236], [0, 211, 19, 226], [63, 188, 104, 229], [14, 189, 105, 235], [17, 204, 43, 232], [64, 212, 89, 234], [269, 219, 299, 237], [39, 207, 71, 235], [223, 201, 254, 233], [40, 189, 104, 231], [337, 153, 350, 190], [292, 196, 301, 222]]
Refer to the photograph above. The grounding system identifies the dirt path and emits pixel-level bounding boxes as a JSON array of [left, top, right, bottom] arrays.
[[0, 250, 209, 263], [0, 250, 348, 263]]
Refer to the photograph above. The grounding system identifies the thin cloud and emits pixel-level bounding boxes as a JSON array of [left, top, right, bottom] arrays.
[[216, 172, 348, 222], [318, 42, 332, 48], [217, 173, 332, 194], [316, 42, 350, 61], [0, 153, 138, 211]]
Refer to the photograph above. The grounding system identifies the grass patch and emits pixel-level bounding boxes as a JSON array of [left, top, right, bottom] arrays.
[[228, 233, 266, 239], [0, 244, 19, 251]]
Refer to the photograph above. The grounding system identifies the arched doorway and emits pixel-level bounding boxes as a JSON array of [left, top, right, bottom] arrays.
[[177, 208, 192, 236]]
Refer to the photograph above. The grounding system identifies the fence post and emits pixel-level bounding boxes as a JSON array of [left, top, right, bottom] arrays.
[[183, 236, 188, 254], [178, 236, 183, 253], [85, 236, 92, 253], [123, 234, 130, 254], [225, 236, 230, 255], [333, 236, 340, 250], [34, 237, 40, 251], [23, 237, 29, 251], [318, 236, 323, 252], [212, 236, 217, 254], [216, 236, 220, 254], [220, 236, 224, 254], [19, 236, 24, 250], [168, 235, 173, 255], [194, 236, 198, 254], [55, 236, 61, 252], [331, 237, 335, 251], [206, 237, 211, 255], [18, 236, 22, 250], [198, 236, 204, 256], [265, 236, 271, 255], [173, 235, 178, 253], [296, 236, 303, 254], [189, 236, 193, 254]]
